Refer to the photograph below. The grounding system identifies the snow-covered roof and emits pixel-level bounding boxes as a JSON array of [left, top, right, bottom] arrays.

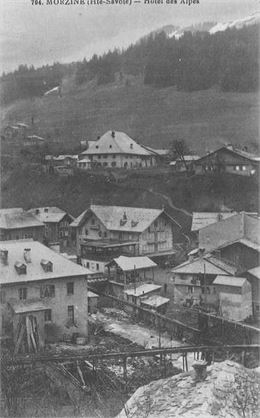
[[112, 255, 157, 272], [28, 207, 73, 224], [124, 284, 161, 297], [0, 240, 92, 285], [71, 205, 179, 232], [81, 131, 151, 156], [141, 294, 169, 308], [0, 208, 44, 230]]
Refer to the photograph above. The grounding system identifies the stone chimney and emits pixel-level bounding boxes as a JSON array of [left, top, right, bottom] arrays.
[[0, 248, 8, 264], [24, 248, 32, 263]]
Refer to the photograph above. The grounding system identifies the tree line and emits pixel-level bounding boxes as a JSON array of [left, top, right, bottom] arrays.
[[1, 24, 258, 104]]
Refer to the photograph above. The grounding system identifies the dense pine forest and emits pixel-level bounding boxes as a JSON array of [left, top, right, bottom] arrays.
[[1, 24, 259, 105]]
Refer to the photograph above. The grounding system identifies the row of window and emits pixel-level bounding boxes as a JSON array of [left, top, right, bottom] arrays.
[[19, 282, 75, 300]]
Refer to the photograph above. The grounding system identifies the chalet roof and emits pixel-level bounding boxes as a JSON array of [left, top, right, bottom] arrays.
[[247, 266, 260, 280], [213, 275, 247, 287], [141, 294, 169, 308], [111, 256, 157, 272], [124, 284, 161, 297], [196, 146, 260, 164], [199, 212, 260, 252], [71, 205, 179, 232], [172, 255, 236, 276], [28, 207, 73, 224], [0, 240, 91, 285], [81, 131, 151, 156], [191, 212, 237, 232], [0, 208, 44, 230]]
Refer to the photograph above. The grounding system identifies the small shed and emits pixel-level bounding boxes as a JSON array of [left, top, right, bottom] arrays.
[[88, 291, 99, 314], [8, 300, 47, 354], [213, 275, 252, 321], [141, 294, 170, 315]]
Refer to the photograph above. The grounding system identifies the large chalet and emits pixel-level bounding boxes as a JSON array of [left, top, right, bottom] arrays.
[[70, 205, 183, 260], [80, 131, 157, 169]]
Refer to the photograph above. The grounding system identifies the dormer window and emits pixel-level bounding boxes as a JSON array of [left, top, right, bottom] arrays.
[[96, 145, 99, 149], [130, 144, 133, 149], [15, 261, 27, 275], [35, 209, 40, 215], [41, 259, 53, 272], [109, 145, 112, 149]]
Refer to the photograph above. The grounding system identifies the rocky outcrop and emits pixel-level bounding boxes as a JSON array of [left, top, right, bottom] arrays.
[[117, 361, 260, 418]]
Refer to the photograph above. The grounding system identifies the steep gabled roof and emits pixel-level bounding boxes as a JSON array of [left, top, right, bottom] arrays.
[[70, 205, 180, 233], [81, 131, 151, 156]]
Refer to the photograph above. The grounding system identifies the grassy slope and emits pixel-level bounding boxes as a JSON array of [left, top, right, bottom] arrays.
[[1, 167, 258, 232], [1, 78, 259, 154]]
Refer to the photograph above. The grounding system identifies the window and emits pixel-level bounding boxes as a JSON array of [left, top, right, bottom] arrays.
[[85, 228, 88, 235], [242, 166, 246, 171], [67, 282, 74, 296], [187, 286, 194, 294], [109, 145, 112, 149], [104, 232, 107, 238], [68, 305, 74, 323], [111, 162, 116, 167], [98, 155, 101, 159], [91, 218, 95, 225], [235, 165, 240, 171], [86, 262, 90, 268], [103, 162, 108, 167], [44, 309, 52, 322], [0, 290, 6, 304], [96, 263, 99, 271], [164, 284, 167, 293], [113, 154, 116, 159], [19, 288, 27, 300], [40, 284, 55, 298], [154, 220, 158, 228]]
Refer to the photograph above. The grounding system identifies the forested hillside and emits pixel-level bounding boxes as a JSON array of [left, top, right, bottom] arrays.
[[1, 24, 258, 105]]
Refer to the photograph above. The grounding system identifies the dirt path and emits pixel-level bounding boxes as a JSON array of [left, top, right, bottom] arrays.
[[148, 188, 192, 220]]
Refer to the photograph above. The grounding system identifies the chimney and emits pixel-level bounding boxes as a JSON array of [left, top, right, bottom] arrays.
[[111, 131, 115, 138], [0, 248, 8, 264], [24, 248, 31, 263], [192, 360, 208, 382], [14, 261, 27, 275]]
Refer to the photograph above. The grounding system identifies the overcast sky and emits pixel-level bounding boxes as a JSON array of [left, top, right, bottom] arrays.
[[0, 0, 259, 73]]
